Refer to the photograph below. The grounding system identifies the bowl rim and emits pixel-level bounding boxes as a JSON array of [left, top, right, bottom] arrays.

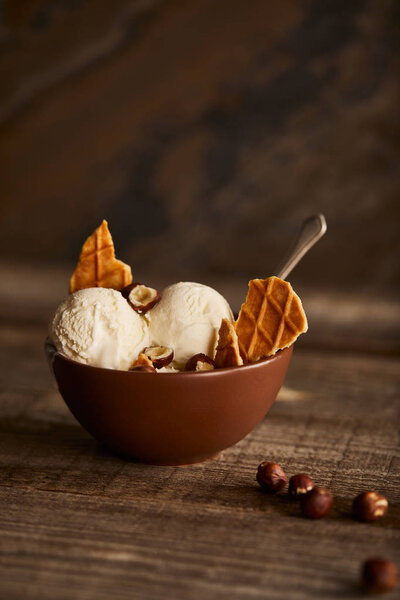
[[46, 339, 292, 378]]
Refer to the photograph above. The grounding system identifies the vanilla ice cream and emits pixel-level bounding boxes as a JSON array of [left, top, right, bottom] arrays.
[[148, 282, 233, 368], [50, 288, 149, 370]]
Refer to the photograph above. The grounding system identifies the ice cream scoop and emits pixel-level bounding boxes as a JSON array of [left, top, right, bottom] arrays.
[[50, 288, 149, 370], [148, 282, 234, 368]]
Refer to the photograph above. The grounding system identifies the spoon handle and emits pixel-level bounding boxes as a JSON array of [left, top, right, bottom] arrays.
[[276, 214, 327, 280]]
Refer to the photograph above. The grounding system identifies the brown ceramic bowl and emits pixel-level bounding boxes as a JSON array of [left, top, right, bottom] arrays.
[[45, 341, 293, 465]]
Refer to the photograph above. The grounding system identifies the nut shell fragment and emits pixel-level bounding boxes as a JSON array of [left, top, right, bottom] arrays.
[[185, 353, 216, 372], [144, 346, 174, 369], [129, 365, 157, 373], [129, 353, 156, 371], [122, 283, 160, 313]]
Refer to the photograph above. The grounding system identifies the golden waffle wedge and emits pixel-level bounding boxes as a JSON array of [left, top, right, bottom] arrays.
[[130, 353, 154, 369], [235, 276, 308, 363], [214, 318, 243, 368], [69, 220, 132, 293]]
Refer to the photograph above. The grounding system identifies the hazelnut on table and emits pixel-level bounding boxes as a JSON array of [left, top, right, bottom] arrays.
[[361, 558, 398, 594], [256, 462, 288, 493], [353, 491, 388, 522], [300, 487, 333, 519], [289, 474, 314, 498]]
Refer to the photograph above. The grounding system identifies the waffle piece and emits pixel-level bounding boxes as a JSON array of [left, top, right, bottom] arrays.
[[69, 220, 132, 293], [214, 318, 243, 368], [235, 276, 308, 363], [130, 353, 154, 369]]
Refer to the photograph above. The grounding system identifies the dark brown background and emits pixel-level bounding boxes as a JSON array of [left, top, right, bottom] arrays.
[[1, 0, 399, 297]]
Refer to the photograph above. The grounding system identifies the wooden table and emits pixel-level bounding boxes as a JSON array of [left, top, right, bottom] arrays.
[[0, 267, 399, 599]]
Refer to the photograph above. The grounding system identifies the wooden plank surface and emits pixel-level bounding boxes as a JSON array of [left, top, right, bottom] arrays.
[[0, 306, 399, 599], [1, 0, 399, 596]]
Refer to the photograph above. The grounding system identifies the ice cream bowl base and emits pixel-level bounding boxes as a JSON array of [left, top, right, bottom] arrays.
[[46, 342, 293, 466]]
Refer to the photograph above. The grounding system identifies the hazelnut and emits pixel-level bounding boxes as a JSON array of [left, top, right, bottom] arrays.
[[361, 558, 398, 594], [300, 487, 333, 519], [256, 462, 288, 493], [353, 491, 388, 522], [122, 283, 160, 313], [289, 474, 315, 498], [185, 353, 216, 372], [143, 346, 174, 369], [128, 365, 156, 373]]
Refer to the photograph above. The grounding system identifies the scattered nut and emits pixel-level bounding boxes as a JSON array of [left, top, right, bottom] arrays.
[[353, 491, 388, 522], [128, 364, 157, 373], [256, 462, 288, 493], [289, 474, 315, 498], [300, 487, 333, 519], [130, 352, 154, 369], [129, 353, 156, 372], [121, 283, 135, 299], [185, 353, 216, 372], [122, 283, 160, 313], [144, 346, 174, 369], [361, 558, 398, 594]]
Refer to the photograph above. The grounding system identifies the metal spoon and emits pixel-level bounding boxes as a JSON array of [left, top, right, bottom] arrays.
[[275, 214, 327, 279]]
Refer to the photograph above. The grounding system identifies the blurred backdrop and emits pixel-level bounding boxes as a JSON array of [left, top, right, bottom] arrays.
[[0, 0, 399, 348]]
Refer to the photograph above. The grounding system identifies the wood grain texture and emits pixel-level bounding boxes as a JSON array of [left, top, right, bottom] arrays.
[[0, 0, 399, 292], [0, 312, 399, 599], [0, 1, 399, 596]]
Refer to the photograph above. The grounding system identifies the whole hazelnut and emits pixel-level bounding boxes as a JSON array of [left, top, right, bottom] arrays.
[[289, 474, 315, 498], [361, 558, 398, 594], [353, 491, 388, 522], [256, 462, 288, 493], [300, 487, 333, 519]]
